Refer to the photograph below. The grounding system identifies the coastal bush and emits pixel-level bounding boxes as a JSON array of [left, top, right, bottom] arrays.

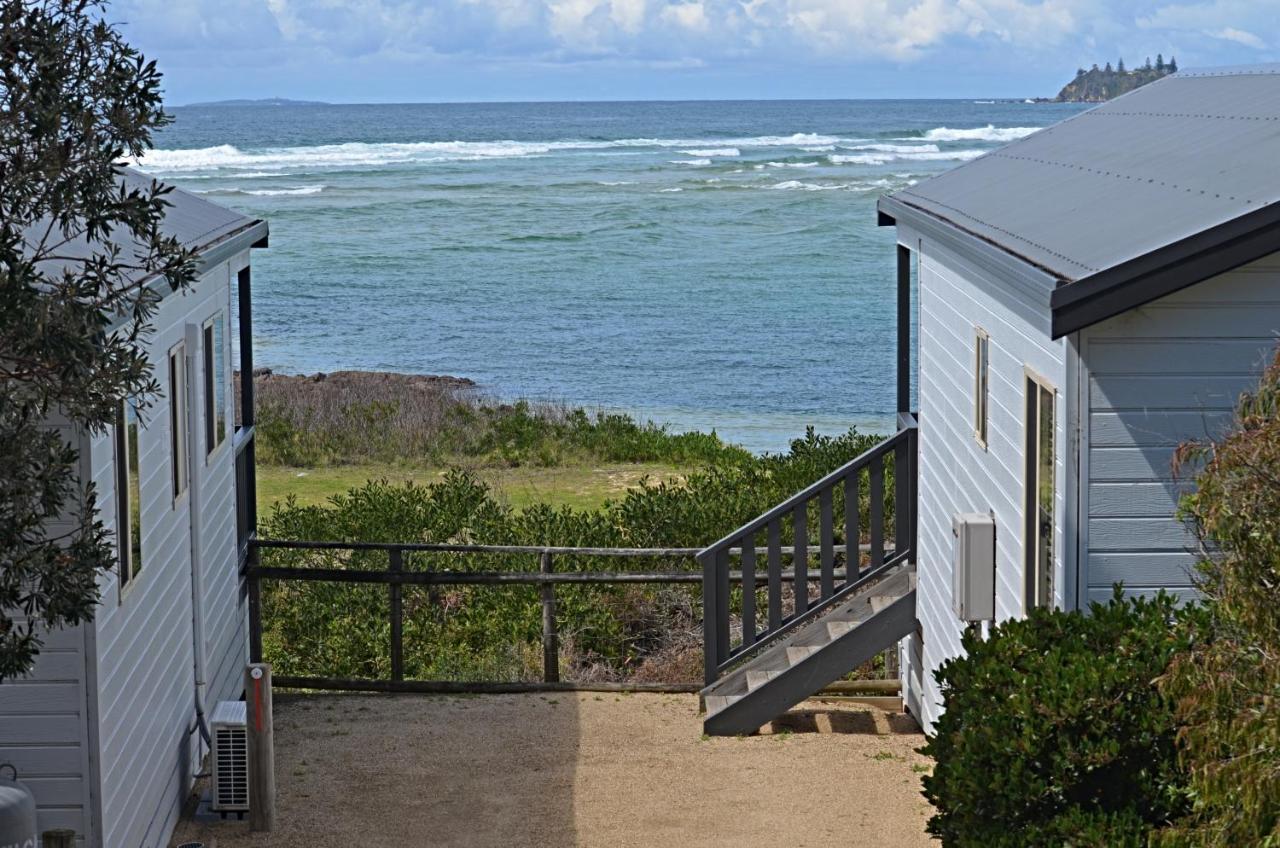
[[921, 590, 1198, 847], [258, 427, 894, 682], [248, 370, 750, 468], [1155, 350, 1280, 847]]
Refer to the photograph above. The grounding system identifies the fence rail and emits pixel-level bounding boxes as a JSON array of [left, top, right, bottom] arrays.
[[245, 539, 884, 693]]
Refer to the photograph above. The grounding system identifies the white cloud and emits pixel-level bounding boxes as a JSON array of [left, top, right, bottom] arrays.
[[660, 1, 709, 31], [1210, 26, 1265, 49]]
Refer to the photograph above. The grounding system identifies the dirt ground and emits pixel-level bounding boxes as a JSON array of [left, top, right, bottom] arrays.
[[173, 692, 935, 848]]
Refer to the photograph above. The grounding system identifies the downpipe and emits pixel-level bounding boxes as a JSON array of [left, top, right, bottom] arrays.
[[185, 324, 211, 751]]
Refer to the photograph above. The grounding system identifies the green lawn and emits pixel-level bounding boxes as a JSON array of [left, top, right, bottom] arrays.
[[257, 461, 687, 513]]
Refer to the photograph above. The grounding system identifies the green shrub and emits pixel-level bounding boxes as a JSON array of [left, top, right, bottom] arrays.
[[258, 427, 895, 683], [1156, 350, 1280, 847], [922, 590, 1198, 847]]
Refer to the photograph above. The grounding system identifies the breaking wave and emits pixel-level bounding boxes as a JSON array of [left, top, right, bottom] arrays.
[[917, 125, 1039, 142], [680, 148, 740, 157]]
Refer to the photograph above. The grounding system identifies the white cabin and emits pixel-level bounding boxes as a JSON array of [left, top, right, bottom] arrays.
[[0, 173, 267, 844], [878, 65, 1280, 729]]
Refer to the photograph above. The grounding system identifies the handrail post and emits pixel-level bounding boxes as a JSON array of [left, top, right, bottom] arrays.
[[247, 540, 263, 664], [700, 550, 719, 687], [540, 551, 559, 684], [389, 548, 404, 683], [894, 431, 909, 562]]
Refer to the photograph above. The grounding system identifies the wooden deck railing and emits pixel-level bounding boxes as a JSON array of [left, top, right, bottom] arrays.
[[698, 418, 918, 686], [244, 539, 888, 693]]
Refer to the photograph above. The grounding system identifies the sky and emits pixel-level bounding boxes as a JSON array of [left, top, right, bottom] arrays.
[[111, 0, 1280, 104]]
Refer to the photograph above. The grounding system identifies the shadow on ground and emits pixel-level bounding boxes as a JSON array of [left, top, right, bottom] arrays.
[[171, 693, 933, 848]]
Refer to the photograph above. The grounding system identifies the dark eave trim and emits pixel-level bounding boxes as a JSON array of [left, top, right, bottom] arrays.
[[876, 194, 1061, 294], [1051, 201, 1280, 337]]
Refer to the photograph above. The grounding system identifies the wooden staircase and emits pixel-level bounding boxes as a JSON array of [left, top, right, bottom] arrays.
[[698, 419, 918, 736], [702, 562, 916, 735]]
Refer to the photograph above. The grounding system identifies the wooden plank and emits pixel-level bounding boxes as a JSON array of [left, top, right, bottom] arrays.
[[1087, 552, 1200, 588], [388, 548, 404, 683], [869, 461, 885, 569], [715, 549, 731, 667], [1089, 446, 1178, 481], [1089, 410, 1235, 447], [0, 714, 82, 743], [818, 490, 834, 600], [246, 663, 276, 831], [1091, 374, 1258, 411], [540, 551, 559, 684], [767, 519, 783, 630], [1088, 338, 1277, 374], [844, 472, 860, 583], [0, 744, 83, 774], [701, 552, 719, 687], [1089, 482, 1189, 517], [0, 683, 81, 714], [741, 539, 756, 648], [275, 677, 700, 694], [1087, 517, 1197, 551], [793, 502, 808, 615]]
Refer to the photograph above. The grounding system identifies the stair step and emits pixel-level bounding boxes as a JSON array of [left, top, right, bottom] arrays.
[[745, 670, 782, 691], [869, 593, 903, 614], [705, 693, 743, 716], [826, 620, 858, 639], [786, 645, 821, 664]]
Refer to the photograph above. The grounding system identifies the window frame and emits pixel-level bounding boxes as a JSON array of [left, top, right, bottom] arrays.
[[169, 341, 189, 503], [973, 328, 990, 448], [115, 399, 143, 595], [1022, 366, 1057, 614], [203, 312, 228, 460]]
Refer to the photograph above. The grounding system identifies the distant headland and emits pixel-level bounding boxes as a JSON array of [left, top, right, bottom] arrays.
[[180, 97, 330, 107], [1051, 55, 1177, 102]]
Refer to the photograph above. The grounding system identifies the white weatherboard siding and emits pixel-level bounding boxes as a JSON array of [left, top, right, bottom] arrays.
[[1081, 255, 1280, 605], [87, 260, 247, 847], [0, 414, 98, 841], [902, 230, 1070, 731]]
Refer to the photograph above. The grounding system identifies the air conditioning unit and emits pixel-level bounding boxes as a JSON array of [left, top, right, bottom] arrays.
[[952, 513, 995, 622], [210, 700, 249, 813]]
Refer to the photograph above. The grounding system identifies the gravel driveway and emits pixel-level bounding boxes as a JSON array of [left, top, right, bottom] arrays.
[[173, 692, 935, 847]]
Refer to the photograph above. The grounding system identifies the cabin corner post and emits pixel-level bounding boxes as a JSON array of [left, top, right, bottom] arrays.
[[237, 266, 257, 532], [896, 243, 912, 415]]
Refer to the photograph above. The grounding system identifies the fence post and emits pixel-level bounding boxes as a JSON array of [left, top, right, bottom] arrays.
[[246, 662, 276, 831], [389, 547, 404, 682], [701, 551, 718, 688], [247, 542, 263, 664], [540, 551, 559, 683]]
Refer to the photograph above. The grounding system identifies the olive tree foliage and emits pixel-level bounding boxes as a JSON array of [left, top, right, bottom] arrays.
[[0, 0, 194, 679], [1157, 349, 1280, 846]]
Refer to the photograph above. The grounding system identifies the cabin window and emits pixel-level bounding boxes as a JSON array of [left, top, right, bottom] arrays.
[[169, 342, 188, 501], [973, 329, 989, 447], [203, 313, 227, 457], [1023, 369, 1055, 612], [115, 399, 143, 588]]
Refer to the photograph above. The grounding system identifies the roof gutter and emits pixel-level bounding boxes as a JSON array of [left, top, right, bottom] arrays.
[[104, 218, 269, 333], [1050, 201, 1280, 337]]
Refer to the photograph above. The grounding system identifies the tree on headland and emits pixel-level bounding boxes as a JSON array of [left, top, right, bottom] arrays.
[[1169, 56, 1178, 73], [1118, 57, 1126, 73], [1145, 56, 1153, 70], [1156, 53, 1165, 72], [0, 0, 194, 679], [1104, 61, 1113, 73]]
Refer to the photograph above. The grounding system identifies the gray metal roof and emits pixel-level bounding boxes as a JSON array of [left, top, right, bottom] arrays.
[[24, 168, 267, 283], [879, 64, 1280, 336]]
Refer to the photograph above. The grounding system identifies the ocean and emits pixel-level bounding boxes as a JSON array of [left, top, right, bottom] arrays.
[[140, 99, 1085, 452]]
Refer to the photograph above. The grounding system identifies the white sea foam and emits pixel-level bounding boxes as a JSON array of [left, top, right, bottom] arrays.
[[769, 180, 843, 191], [671, 158, 712, 166], [133, 132, 854, 174], [829, 149, 985, 165], [800, 145, 836, 152], [659, 187, 684, 192], [844, 143, 941, 154], [197, 184, 325, 196], [680, 148, 740, 157], [597, 180, 635, 186], [917, 125, 1040, 142], [765, 161, 818, 169]]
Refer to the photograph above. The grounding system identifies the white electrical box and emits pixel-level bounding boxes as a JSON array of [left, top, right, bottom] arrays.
[[952, 513, 996, 622]]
